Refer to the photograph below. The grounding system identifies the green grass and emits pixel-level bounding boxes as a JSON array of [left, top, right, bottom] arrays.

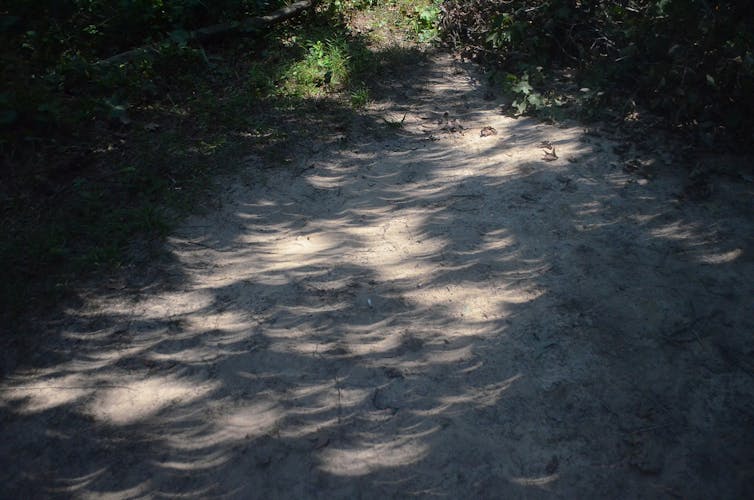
[[350, 85, 370, 108]]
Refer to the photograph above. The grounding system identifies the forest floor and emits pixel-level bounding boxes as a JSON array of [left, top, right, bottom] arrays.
[[2, 14, 754, 499]]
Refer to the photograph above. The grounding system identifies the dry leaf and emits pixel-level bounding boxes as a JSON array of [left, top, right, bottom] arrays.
[[480, 126, 497, 137]]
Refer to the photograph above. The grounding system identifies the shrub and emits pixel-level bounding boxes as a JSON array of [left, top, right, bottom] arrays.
[[440, 0, 754, 144]]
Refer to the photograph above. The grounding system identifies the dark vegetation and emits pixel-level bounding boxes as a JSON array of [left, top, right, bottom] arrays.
[[1, 1, 271, 320], [0, 0, 408, 325], [1, 0, 751, 327], [441, 0, 754, 144]]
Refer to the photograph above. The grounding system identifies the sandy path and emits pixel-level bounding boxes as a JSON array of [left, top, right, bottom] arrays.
[[2, 52, 753, 498]]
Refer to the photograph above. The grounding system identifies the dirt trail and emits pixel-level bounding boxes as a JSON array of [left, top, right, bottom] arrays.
[[2, 52, 754, 498]]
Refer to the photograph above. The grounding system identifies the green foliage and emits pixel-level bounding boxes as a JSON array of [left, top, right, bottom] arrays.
[[350, 85, 370, 108], [410, 2, 441, 42], [282, 37, 353, 95], [441, 0, 754, 143], [244, 22, 376, 100], [0, 1, 290, 323], [501, 71, 548, 116], [328, 0, 442, 44], [329, 0, 381, 10], [0, 1, 286, 147]]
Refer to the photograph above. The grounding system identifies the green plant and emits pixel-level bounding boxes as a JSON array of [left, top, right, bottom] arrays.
[[502, 72, 547, 116], [350, 85, 370, 108], [410, 2, 441, 42], [281, 37, 352, 96], [441, 0, 754, 144], [248, 62, 277, 95]]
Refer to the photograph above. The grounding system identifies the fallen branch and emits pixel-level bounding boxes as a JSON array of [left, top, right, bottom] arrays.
[[96, 0, 316, 66]]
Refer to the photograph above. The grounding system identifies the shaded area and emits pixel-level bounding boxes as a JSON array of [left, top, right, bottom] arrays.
[[0, 4, 409, 327], [2, 49, 754, 499]]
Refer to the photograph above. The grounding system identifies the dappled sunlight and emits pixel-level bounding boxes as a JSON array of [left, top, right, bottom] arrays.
[[344, 331, 404, 356], [646, 218, 747, 264], [407, 281, 542, 322], [49, 469, 108, 494], [414, 375, 521, 417], [420, 343, 475, 364], [219, 401, 283, 440], [80, 482, 153, 500], [275, 232, 346, 258], [157, 452, 231, 472], [651, 219, 719, 245], [572, 200, 604, 219], [2, 373, 93, 414], [511, 474, 559, 487], [305, 172, 351, 189], [319, 435, 431, 476], [3, 38, 752, 500], [697, 247, 743, 264], [88, 375, 217, 425]]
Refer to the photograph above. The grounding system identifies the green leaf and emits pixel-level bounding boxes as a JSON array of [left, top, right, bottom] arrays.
[[527, 93, 545, 108], [511, 75, 533, 95], [513, 100, 527, 115]]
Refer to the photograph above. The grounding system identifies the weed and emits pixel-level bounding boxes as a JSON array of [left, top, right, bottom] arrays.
[[350, 85, 370, 108], [499, 71, 548, 116], [442, 0, 754, 143], [288, 37, 352, 94], [409, 2, 442, 42]]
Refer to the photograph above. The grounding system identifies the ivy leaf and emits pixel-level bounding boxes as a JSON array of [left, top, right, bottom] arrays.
[[511, 76, 533, 96], [513, 100, 528, 115]]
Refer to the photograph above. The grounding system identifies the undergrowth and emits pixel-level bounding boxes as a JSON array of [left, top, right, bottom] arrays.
[[0, 1, 432, 327], [440, 0, 754, 147]]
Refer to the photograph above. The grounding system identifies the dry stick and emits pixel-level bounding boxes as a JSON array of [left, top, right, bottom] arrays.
[[96, 0, 316, 67]]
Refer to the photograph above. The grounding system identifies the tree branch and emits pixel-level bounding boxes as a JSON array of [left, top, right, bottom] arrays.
[[96, 0, 316, 66]]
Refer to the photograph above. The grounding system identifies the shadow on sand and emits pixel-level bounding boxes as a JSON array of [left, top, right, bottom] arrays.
[[2, 46, 753, 498]]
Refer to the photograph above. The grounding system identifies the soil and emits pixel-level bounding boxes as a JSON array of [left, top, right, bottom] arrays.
[[2, 51, 754, 498]]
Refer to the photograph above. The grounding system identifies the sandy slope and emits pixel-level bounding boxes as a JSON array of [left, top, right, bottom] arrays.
[[2, 52, 753, 498]]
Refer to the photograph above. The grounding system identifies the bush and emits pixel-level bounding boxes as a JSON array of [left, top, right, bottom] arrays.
[[0, 1, 286, 148], [440, 0, 754, 144]]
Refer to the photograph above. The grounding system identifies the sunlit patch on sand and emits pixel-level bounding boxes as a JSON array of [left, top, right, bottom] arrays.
[[156, 451, 230, 471], [319, 438, 429, 476], [2, 374, 93, 413], [698, 247, 742, 264], [511, 473, 559, 487], [413, 375, 520, 416], [88, 376, 216, 425]]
